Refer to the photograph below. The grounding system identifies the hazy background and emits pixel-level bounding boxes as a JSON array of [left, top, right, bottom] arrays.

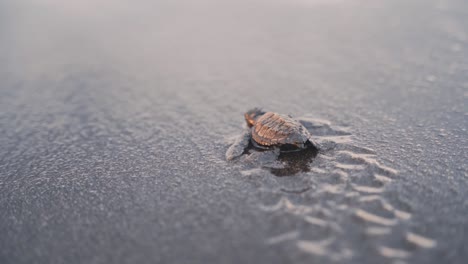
[[1, 0, 467, 263]]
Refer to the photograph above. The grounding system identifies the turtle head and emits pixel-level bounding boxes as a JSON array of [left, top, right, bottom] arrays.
[[244, 108, 265, 127]]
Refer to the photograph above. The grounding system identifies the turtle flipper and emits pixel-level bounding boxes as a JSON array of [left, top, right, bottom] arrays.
[[226, 129, 251, 161], [307, 137, 321, 151]]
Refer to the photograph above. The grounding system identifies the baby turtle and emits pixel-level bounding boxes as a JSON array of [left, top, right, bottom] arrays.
[[226, 108, 319, 161]]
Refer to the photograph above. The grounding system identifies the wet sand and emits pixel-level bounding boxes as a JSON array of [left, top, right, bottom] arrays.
[[1, 0, 467, 263]]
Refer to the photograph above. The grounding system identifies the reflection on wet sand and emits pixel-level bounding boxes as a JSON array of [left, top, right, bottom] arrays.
[[269, 147, 318, 177], [238, 143, 319, 177]]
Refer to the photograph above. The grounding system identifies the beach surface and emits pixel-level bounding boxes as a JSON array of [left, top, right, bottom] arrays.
[[0, 0, 467, 263]]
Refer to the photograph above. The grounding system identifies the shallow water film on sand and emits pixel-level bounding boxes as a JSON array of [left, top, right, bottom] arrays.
[[1, 0, 467, 263]]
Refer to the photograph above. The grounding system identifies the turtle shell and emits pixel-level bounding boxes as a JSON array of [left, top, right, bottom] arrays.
[[251, 112, 311, 149]]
